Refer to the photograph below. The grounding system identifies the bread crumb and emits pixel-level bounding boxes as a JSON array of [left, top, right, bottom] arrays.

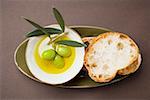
[[108, 39, 112, 45], [92, 63, 97, 67], [120, 34, 127, 39], [99, 75, 102, 78], [117, 42, 124, 50], [130, 43, 135, 47], [103, 64, 109, 70]]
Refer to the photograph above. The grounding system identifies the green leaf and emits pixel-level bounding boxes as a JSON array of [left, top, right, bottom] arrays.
[[53, 8, 65, 32], [26, 28, 62, 37], [56, 40, 87, 47], [23, 17, 49, 36]]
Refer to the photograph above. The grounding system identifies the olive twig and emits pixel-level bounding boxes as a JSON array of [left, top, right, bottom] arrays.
[[48, 32, 68, 45]]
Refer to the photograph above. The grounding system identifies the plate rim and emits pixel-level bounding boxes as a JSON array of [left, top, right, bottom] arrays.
[[14, 38, 42, 83], [69, 25, 112, 31]]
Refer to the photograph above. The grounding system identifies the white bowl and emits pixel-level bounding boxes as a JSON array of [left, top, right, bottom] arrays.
[[26, 24, 85, 85]]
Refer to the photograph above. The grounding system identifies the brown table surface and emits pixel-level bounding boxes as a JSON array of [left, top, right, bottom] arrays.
[[1, 0, 150, 100]]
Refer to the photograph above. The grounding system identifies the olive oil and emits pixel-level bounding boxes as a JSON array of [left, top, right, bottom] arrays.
[[34, 36, 76, 74]]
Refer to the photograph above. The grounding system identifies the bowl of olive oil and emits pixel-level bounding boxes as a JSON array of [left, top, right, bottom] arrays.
[[25, 24, 85, 85]]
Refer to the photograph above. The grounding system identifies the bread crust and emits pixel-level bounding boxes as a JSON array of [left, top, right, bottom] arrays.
[[88, 70, 117, 82], [84, 32, 141, 82], [82, 37, 94, 44], [118, 54, 141, 75]]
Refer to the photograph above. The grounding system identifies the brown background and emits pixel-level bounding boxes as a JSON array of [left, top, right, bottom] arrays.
[[1, 0, 150, 100]]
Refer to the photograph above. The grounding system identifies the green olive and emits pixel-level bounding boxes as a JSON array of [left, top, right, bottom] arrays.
[[41, 49, 56, 60], [56, 45, 72, 57], [53, 55, 65, 68]]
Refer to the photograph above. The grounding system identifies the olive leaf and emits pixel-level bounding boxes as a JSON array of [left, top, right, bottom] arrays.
[[53, 8, 65, 32], [23, 17, 50, 37], [56, 40, 87, 47], [26, 28, 62, 37]]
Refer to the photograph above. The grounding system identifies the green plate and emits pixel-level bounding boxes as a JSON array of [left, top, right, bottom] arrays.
[[14, 26, 128, 88]]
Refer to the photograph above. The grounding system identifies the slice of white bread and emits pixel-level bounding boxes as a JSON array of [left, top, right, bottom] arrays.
[[84, 32, 141, 82], [82, 36, 142, 76]]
